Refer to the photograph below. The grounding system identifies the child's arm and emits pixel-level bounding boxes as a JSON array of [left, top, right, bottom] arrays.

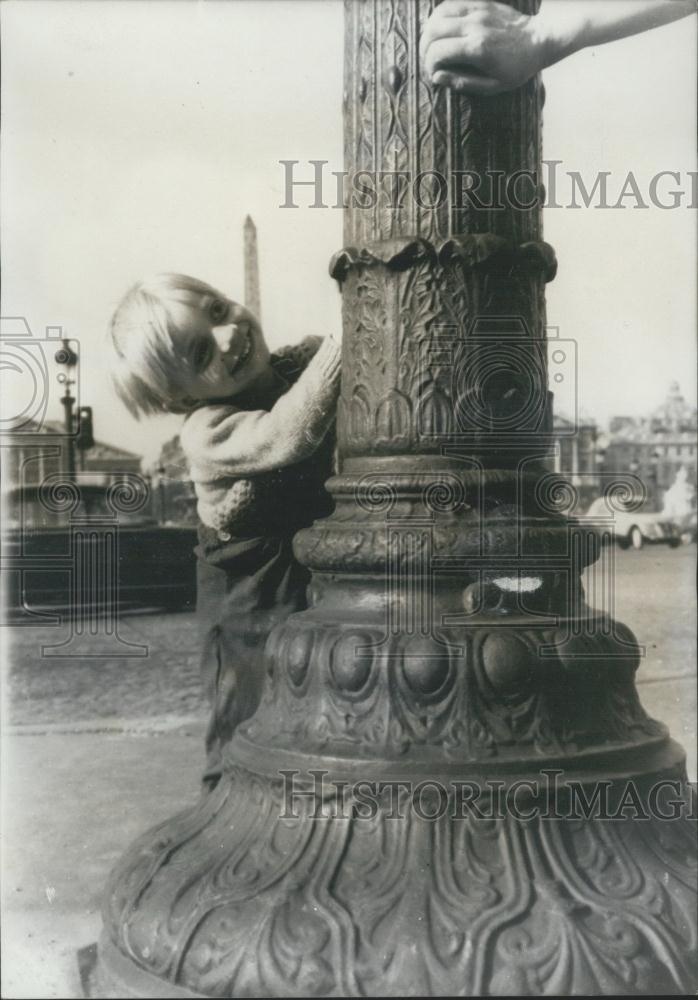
[[182, 336, 341, 479], [420, 0, 697, 96]]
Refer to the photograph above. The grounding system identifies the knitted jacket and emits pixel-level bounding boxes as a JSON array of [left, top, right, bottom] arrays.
[[180, 335, 341, 537]]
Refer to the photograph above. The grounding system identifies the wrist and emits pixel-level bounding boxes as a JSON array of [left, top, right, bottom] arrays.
[[317, 335, 342, 379], [529, 3, 590, 71]]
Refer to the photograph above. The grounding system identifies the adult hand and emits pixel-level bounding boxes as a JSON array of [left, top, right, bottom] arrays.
[[420, 1, 547, 96], [421, 0, 698, 97]]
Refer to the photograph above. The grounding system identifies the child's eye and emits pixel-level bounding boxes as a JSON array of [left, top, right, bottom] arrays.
[[209, 299, 228, 324]]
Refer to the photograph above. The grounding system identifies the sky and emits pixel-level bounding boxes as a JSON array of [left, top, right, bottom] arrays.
[[2, 0, 696, 467]]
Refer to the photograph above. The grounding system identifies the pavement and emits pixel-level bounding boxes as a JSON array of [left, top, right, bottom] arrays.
[[3, 606, 210, 998], [1, 546, 695, 999], [6, 610, 207, 726], [2, 717, 207, 999]]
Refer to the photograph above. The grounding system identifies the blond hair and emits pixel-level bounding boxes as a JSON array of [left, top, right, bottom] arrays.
[[108, 273, 223, 418]]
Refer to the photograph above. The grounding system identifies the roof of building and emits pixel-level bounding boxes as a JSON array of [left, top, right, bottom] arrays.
[[10, 419, 141, 462], [606, 383, 697, 440]]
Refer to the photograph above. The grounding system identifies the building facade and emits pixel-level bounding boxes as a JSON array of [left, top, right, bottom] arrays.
[[551, 412, 600, 509], [147, 434, 198, 526], [601, 382, 697, 504], [2, 419, 141, 490]]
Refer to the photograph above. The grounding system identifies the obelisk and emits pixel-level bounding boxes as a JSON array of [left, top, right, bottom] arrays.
[[243, 214, 261, 321]]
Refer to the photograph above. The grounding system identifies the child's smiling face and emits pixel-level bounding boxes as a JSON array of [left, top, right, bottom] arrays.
[[168, 290, 271, 403]]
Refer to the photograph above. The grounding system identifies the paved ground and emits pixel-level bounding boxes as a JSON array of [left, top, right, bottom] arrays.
[[1, 719, 206, 999], [590, 545, 697, 763], [1, 545, 695, 998], [6, 610, 207, 725]]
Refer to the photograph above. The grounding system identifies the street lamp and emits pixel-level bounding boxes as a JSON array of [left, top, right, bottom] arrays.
[[593, 445, 606, 488], [75, 406, 94, 471], [156, 464, 167, 524], [55, 338, 78, 478], [649, 448, 661, 504]]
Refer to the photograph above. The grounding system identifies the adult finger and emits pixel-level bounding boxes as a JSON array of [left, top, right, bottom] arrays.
[[419, 11, 468, 65], [435, 0, 489, 16], [423, 37, 487, 78], [432, 69, 503, 97]]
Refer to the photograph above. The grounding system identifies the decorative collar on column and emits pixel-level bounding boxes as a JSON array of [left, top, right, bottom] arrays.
[[330, 235, 557, 282]]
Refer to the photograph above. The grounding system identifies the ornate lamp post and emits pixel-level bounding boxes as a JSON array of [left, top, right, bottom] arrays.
[[154, 462, 167, 524], [97, 1, 697, 995], [55, 338, 78, 478], [649, 448, 662, 504]]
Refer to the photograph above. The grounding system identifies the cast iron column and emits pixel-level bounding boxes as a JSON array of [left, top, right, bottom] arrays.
[[98, 1, 697, 995]]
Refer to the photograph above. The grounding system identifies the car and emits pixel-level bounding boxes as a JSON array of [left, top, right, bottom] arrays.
[[681, 509, 697, 544], [2, 483, 198, 620], [583, 495, 682, 551]]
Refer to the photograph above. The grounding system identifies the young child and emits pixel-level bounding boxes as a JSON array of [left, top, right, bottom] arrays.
[[108, 272, 341, 788]]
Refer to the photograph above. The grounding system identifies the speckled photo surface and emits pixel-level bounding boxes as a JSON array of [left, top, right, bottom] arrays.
[[2, 2, 696, 997]]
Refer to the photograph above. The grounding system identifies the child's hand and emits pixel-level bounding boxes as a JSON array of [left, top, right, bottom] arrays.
[[420, 1, 545, 97]]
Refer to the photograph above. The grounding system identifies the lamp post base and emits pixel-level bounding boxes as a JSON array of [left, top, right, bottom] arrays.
[[98, 744, 697, 998]]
